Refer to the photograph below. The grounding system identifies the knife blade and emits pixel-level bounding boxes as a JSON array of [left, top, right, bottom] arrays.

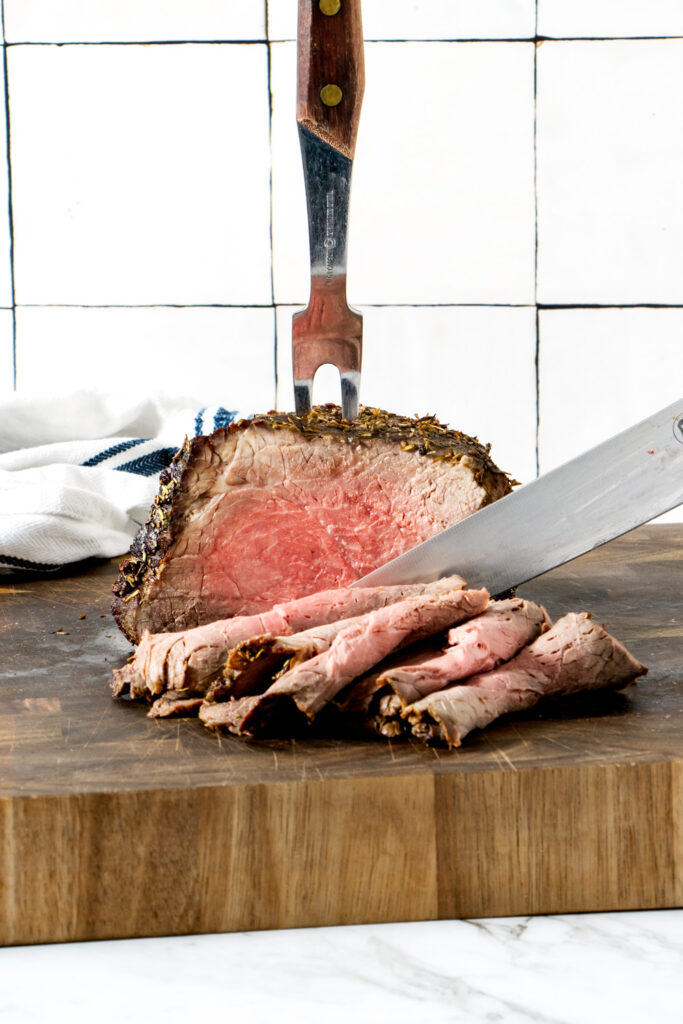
[[353, 399, 683, 592]]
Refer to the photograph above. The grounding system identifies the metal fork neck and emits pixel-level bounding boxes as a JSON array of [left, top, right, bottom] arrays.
[[298, 125, 353, 283]]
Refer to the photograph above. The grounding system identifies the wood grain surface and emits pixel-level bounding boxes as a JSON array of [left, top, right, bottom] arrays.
[[0, 525, 681, 945]]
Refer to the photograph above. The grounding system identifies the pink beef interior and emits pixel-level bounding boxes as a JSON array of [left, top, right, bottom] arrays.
[[158, 428, 490, 624]]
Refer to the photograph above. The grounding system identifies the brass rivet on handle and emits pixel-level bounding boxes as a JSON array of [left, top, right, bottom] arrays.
[[320, 83, 343, 107], [319, 0, 341, 14]]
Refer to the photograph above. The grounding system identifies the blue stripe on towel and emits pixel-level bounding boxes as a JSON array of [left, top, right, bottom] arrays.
[[81, 437, 148, 467], [213, 407, 237, 429], [115, 447, 178, 477]]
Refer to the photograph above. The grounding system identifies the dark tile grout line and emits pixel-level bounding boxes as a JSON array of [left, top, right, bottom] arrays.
[[0, 1, 16, 388], [12, 302, 282, 310], [537, 302, 683, 309], [534, 307, 541, 475], [533, 0, 540, 478], [5, 40, 272, 47], [534, 35, 683, 42], [10, 302, 683, 310], [4, 37, 683, 46], [264, 0, 278, 409]]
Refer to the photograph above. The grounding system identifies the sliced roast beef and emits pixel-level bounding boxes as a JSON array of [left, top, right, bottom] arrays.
[[147, 690, 204, 718], [111, 575, 465, 700], [331, 640, 445, 718], [363, 598, 551, 733], [201, 587, 490, 737], [112, 406, 512, 642], [219, 580, 474, 701], [404, 612, 647, 747], [199, 694, 265, 733], [220, 616, 383, 700]]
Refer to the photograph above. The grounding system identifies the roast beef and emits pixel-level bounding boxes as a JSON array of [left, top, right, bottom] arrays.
[[112, 575, 465, 700], [335, 598, 551, 735], [112, 406, 512, 643], [216, 574, 469, 701], [217, 615, 388, 701], [147, 690, 204, 718], [199, 586, 490, 736], [403, 612, 647, 747]]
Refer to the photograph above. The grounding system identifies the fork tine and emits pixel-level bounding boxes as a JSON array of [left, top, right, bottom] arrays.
[[341, 371, 360, 420], [294, 379, 313, 416], [294, 367, 359, 420]]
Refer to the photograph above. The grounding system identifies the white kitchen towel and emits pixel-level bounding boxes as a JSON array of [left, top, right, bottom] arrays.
[[0, 390, 244, 572]]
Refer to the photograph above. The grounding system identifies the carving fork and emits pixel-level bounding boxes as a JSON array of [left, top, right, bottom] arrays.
[[293, 0, 365, 420]]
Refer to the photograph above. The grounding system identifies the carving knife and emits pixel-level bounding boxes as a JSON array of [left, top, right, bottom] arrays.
[[292, 0, 365, 421], [353, 399, 683, 591]]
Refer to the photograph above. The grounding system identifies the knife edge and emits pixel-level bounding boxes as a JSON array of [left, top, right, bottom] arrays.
[[352, 400, 683, 592]]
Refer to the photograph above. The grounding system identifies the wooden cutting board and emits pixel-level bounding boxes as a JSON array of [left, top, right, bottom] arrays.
[[1, 525, 681, 946]]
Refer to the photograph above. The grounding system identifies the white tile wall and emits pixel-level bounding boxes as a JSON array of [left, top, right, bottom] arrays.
[[14, 306, 276, 409], [8, 43, 272, 305], [538, 1, 683, 39], [271, 41, 536, 306], [267, 0, 536, 41], [276, 305, 538, 482], [537, 40, 683, 305], [0, 309, 14, 391], [0, 8, 680, 535], [539, 307, 683, 467], [538, 308, 683, 521], [3, 1, 266, 42]]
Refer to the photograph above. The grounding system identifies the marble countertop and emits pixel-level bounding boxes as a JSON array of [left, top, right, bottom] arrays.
[[3, 911, 682, 1023]]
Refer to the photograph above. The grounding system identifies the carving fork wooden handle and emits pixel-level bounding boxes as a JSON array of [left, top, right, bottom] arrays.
[[297, 0, 365, 160]]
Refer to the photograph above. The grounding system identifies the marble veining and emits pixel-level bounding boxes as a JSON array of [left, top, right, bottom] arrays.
[[1, 911, 682, 1023]]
